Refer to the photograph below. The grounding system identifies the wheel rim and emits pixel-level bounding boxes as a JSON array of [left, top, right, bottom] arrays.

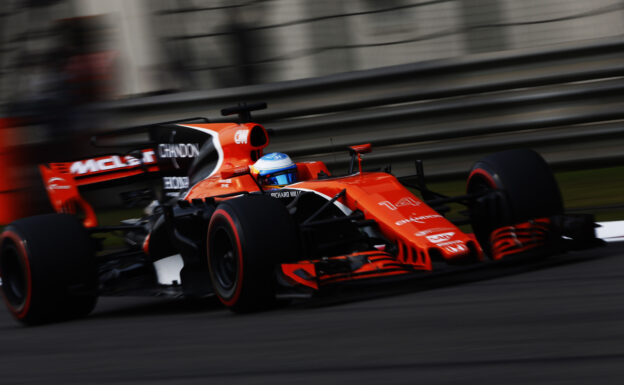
[[0, 242, 27, 308], [211, 226, 238, 294]]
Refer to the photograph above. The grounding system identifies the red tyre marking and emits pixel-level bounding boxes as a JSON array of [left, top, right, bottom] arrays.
[[468, 168, 498, 189], [0, 230, 32, 319], [142, 233, 151, 255], [209, 209, 244, 307]]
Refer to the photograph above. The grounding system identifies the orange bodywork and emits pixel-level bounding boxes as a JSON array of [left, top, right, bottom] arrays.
[[182, 123, 267, 199], [38, 121, 486, 289], [39, 164, 98, 227], [168, 124, 484, 288], [290, 174, 482, 266], [273, 174, 483, 288]]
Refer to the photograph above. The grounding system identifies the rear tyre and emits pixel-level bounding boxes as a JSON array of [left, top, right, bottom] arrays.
[[0, 214, 98, 325], [466, 149, 563, 255], [207, 194, 298, 312]]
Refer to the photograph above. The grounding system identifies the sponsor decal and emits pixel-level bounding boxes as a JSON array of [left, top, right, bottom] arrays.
[[47, 177, 71, 190], [443, 244, 467, 254], [395, 214, 442, 226], [269, 190, 301, 199], [218, 179, 232, 188], [396, 197, 421, 208], [436, 240, 463, 247], [426, 232, 455, 244], [234, 130, 248, 144], [70, 150, 156, 175], [158, 143, 200, 159], [163, 176, 190, 190], [378, 201, 395, 210], [378, 197, 421, 210]]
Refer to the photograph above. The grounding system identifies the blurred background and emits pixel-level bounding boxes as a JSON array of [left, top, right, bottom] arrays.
[[2, 0, 623, 96], [0, 0, 623, 221]]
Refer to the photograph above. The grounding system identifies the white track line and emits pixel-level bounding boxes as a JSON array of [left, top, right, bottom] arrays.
[[596, 221, 624, 243]]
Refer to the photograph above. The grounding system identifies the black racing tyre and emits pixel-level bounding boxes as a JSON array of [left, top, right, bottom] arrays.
[[207, 194, 299, 313], [466, 149, 563, 255], [0, 214, 98, 325]]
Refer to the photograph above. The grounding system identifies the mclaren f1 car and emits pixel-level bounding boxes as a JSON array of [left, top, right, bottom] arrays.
[[0, 103, 599, 324]]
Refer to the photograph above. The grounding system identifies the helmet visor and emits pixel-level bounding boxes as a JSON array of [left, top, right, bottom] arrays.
[[261, 169, 298, 186]]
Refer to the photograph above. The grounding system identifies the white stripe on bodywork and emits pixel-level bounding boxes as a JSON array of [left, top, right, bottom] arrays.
[[287, 186, 353, 215], [176, 124, 224, 199]]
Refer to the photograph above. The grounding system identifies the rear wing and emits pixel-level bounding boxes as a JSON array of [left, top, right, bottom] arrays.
[[38, 116, 211, 226], [44, 148, 160, 186]]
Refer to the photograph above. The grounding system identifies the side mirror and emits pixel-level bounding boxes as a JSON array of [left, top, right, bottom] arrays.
[[348, 143, 372, 155], [348, 143, 372, 174], [220, 166, 250, 179], [220, 165, 266, 193]]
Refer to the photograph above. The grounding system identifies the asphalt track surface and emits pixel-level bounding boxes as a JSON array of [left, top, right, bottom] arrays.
[[1, 243, 623, 385]]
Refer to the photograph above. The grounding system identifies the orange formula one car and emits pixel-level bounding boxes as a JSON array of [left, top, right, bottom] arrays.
[[0, 103, 599, 324]]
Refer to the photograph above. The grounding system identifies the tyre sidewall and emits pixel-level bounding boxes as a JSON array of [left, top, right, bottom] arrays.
[[0, 229, 33, 319], [0, 214, 97, 324], [467, 149, 563, 254], [207, 195, 298, 311], [207, 209, 245, 306]]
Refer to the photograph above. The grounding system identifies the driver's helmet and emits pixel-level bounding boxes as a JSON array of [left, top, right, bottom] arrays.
[[250, 152, 298, 187]]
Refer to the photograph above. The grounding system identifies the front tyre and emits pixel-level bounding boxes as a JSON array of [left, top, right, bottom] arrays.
[[0, 214, 98, 325], [207, 195, 298, 313], [467, 149, 563, 256]]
